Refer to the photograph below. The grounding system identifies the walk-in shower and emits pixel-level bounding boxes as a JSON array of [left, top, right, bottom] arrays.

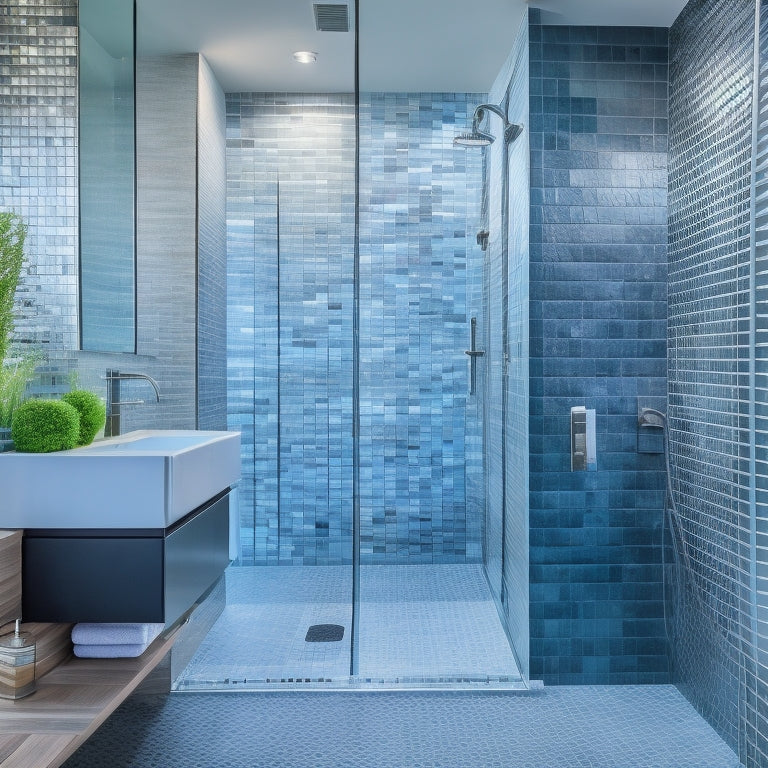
[[173, 89, 526, 690], [153, 0, 531, 691]]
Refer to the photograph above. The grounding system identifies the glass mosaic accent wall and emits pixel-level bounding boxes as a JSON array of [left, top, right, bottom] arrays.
[[668, 0, 764, 762], [358, 93, 484, 564], [528, 12, 670, 684], [0, 1, 79, 352], [226, 93, 356, 566], [227, 92, 484, 566]]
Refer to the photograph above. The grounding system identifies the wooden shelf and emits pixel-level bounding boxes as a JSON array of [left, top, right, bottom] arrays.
[[0, 625, 179, 768]]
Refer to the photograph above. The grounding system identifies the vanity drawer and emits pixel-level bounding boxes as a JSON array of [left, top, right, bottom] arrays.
[[22, 491, 230, 625]]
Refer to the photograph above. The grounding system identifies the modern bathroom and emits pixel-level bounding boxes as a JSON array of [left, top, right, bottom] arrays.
[[0, 0, 766, 765]]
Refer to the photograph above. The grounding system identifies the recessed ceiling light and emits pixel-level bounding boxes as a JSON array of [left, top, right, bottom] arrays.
[[293, 51, 318, 64]]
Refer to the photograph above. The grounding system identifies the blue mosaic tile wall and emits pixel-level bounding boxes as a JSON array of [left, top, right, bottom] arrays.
[[753, 5, 768, 762], [227, 92, 484, 566], [668, 0, 763, 763], [226, 93, 356, 565], [0, 0, 79, 352], [528, 12, 670, 684], [358, 93, 484, 564]]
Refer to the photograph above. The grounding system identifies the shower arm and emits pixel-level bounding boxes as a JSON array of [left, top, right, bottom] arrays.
[[475, 103, 507, 124], [473, 103, 521, 144]]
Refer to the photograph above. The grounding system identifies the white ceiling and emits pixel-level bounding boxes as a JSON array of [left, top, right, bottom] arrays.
[[135, 0, 690, 93], [535, 0, 687, 27]]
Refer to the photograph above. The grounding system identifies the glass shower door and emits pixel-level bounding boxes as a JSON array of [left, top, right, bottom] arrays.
[[232, 96, 356, 680], [355, 0, 524, 683], [178, 92, 358, 689]]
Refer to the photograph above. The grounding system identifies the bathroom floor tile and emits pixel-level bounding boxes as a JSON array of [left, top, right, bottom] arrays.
[[62, 685, 742, 768]]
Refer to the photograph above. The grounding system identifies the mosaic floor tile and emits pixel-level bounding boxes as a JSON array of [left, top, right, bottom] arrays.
[[174, 564, 519, 689], [63, 685, 742, 768]]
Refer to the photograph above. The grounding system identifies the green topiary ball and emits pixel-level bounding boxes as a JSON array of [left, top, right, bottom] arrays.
[[62, 389, 106, 446], [11, 399, 81, 453]]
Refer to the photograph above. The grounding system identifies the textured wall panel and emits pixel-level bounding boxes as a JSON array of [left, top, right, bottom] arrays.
[[197, 56, 227, 431], [528, 11, 669, 684], [134, 55, 198, 429]]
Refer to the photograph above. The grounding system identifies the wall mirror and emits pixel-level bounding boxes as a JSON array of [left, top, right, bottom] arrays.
[[79, 0, 136, 353]]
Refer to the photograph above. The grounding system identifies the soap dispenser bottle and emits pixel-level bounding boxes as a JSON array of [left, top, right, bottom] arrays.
[[0, 619, 36, 699]]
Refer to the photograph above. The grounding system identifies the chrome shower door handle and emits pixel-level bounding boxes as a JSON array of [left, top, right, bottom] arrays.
[[465, 317, 485, 395]]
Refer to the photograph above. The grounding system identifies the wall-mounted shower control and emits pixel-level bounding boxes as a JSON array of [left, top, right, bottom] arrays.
[[571, 406, 596, 471], [465, 317, 485, 396]]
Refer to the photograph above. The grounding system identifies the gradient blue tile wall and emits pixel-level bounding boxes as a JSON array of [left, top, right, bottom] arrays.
[[668, 0, 762, 762], [358, 92, 484, 564], [226, 93, 356, 565], [528, 12, 669, 684], [227, 92, 484, 566]]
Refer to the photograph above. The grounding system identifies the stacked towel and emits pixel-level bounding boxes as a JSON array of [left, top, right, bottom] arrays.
[[71, 623, 165, 658]]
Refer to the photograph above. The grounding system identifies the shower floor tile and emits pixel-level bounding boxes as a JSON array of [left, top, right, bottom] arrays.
[[358, 564, 520, 680], [176, 566, 352, 685], [173, 564, 520, 689]]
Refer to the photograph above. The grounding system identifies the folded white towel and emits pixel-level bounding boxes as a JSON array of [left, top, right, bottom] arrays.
[[73, 642, 151, 658], [71, 623, 164, 646]]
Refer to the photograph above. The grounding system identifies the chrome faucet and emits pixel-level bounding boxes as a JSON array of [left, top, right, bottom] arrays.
[[104, 369, 161, 437]]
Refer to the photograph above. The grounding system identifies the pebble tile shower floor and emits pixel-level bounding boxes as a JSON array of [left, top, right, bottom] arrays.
[[61, 685, 741, 768]]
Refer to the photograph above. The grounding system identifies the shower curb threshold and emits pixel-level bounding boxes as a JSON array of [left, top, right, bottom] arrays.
[[172, 678, 541, 694]]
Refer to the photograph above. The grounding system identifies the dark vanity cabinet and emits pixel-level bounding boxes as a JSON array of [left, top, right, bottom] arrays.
[[22, 491, 230, 626]]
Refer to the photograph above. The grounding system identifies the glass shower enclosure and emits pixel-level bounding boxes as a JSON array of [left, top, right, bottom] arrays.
[[164, 0, 527, 689]]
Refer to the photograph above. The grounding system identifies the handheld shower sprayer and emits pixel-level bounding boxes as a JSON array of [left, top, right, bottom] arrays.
[[638, 407, 666, 429]]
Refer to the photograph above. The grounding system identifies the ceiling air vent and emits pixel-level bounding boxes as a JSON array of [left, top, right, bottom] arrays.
[[313, 3, 349, 32]]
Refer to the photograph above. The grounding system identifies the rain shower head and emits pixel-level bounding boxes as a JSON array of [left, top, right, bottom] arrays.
[[453, 103, 523, 148], [453, 125, 495, 147]]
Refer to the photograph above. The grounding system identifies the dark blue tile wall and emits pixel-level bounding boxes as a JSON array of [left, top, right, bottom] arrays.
[[668, 0, 761, 763], [528, 12, 669, 684]]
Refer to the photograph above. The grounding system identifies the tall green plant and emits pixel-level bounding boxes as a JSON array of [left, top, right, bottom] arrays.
[[0, 352, 39, 429], [0, 212, 26, 365]]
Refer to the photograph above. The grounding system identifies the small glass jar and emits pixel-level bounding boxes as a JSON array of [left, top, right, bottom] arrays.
[[0, 620, 36, 699]]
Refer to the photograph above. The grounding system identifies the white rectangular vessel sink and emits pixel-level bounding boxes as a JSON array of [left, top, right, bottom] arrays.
[[0, 430, 241, 529]]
